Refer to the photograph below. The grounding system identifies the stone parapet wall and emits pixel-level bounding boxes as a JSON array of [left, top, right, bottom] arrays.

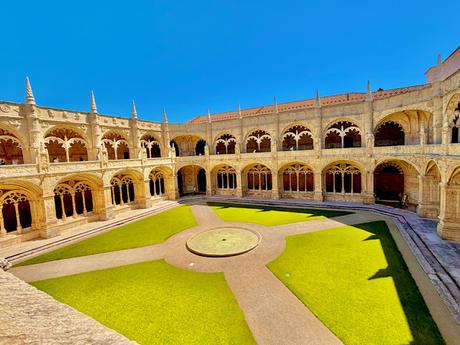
[[0, 269, 137, 345]]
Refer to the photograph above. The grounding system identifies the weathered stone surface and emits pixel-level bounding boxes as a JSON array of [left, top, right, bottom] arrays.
[[0, 269, 137, 345]]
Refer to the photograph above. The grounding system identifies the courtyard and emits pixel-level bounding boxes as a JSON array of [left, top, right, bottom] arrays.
[[6, 201, 449, 345]]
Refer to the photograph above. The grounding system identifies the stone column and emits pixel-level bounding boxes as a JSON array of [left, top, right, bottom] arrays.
[[363, 170, 375, 204], [205, 169, 212, 196], [313, 171, 323, 201], [169, 173, 179, 200], [134, 179, 152, 209], [437, 182, 460, 241], [39, 194, 59, 238], [236, 170, 243, 197], [432, 84, 443, 145], [271, 172, 279, 199], [98, 186, 115, 221]]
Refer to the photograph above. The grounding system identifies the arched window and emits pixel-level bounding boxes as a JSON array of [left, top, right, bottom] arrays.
[[149, 170, 165, 197], [375, 121, 405, 146], [170, 140, 180, 156], [247, 165, 272, 191], [451, 103, 460, 143], [102, 132, 129, 160], [374, 163, 404, 201], [195, 139, 207, 155], [246, 130, 271, 153], [325, 121, 361, 149], [53, 181, 94, 220], [0, 129, 24, 165], [216, 166, 237, 190], [0, 191, 31, 235], [282, 126, 313, 151], [325, 163, 361, 194], [45, 128, 88, 162], [282, 164, 314, 192], [216, 134, 236, 154], [110, 175, 135, 206], [141, 135, 161, 158]]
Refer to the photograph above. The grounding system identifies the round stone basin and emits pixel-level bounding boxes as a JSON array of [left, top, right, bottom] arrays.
[[186, 227, 260, 257]]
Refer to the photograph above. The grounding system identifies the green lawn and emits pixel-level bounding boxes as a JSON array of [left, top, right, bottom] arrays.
[[17, 206, 196, 266], [268, 221, 444, 345], [32, 260, 255, 345], [208, 202, 350, 226]]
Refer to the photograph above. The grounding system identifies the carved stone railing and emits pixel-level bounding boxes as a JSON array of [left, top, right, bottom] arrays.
[[0, 164, 38, 178]]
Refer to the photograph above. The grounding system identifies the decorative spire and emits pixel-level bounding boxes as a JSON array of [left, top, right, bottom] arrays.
[[273, 96, 278, 113], [90, 90, 97, 114], [238, 104, 242, 119], [315, 89, 321, 108], [366, 80, 373, 101], [437, 54, 442, 66], [162, 108, 168, 123], [131, 100, 137, 119], [207, 108, 212, 123], [25, 77, 36, 105]]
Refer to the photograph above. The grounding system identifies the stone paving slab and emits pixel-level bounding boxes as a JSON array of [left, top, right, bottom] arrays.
[[10, 244, 166, 282], [0, 269, 137, 345]]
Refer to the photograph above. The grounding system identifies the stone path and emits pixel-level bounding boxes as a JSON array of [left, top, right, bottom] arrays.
[[6, 199, 460, 344]]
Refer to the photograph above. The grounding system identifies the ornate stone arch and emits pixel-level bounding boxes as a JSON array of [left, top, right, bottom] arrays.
[[44, 126, 89, 162], [215, 133, 237, 154], [281, 124, 314, 151], [0, 127, 25, 165], [279, 162, 314, 194], [244, 129, 272, 153], [0, 180, 41, 235], [102, 131, 130, 160], [324, 120, 362, 148], [140, 133, 161, 158]]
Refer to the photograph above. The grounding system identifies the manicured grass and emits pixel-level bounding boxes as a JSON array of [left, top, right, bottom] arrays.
[[267, 221, 444, 345], [32, 260, 255, 345], [208, 202, 350, 226], [17, 206, 196, 266]]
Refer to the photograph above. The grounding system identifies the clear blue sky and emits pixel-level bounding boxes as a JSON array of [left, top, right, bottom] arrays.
[[1, 1, 459, 123]]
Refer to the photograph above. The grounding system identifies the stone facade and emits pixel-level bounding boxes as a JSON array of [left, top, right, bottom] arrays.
[[1, 48, 460, 244]]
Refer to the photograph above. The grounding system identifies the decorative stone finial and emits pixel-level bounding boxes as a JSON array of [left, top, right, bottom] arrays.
[[90, 91, 97, 114], [131, 100, 137, 119], [437, 54, 442, 66], [366, 80, 373, 101], [238, 104, 242, 119], [162, 108, 168, 123], [207, 108, 212, 123], [273, 96, 278, 114], [25, 77, 36, 105], [315, 89, 321, 108]]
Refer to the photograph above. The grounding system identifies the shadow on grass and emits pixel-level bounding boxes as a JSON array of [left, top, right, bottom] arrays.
[[207, 201, 351, 218], [354, 221, 445, 345]]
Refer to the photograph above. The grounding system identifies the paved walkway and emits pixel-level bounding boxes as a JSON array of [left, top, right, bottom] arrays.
[[6, 199, 460, 344]]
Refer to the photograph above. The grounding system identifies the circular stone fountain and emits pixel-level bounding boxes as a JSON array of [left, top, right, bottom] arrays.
[[186, 227, 260, 257]]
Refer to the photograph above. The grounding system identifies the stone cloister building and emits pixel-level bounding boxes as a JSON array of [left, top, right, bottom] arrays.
[[1, 47, 460, 247]]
